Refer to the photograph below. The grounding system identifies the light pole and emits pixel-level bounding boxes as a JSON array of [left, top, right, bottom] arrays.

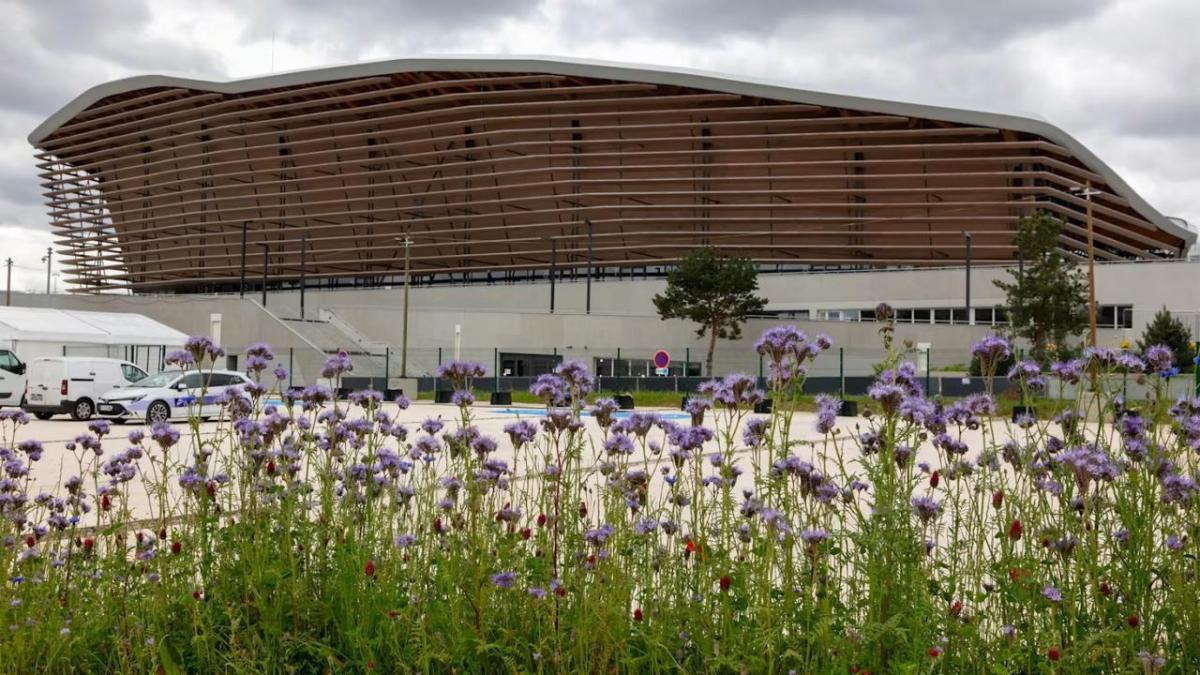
[[395, 236, 413, 378], [962, 231, 972, 325], [255, 242, 269, 307], [548, 236, 557, 314], [4, 258, 11, 306], [40, 248, 51, 294], [239, 221, 249, 298], [299, 234, 308, 320], [1071, 182, 1102, 347], [585, 219, 594, 315]]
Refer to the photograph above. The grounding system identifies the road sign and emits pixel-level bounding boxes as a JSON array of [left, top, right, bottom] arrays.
[[653, 350, 670, 369], [655, 367, 669, 376]]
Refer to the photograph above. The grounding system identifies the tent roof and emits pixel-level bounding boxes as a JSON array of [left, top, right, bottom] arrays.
[[0, 307, 187, 346]]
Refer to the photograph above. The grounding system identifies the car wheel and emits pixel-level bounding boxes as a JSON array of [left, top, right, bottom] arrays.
[[34, 412, 53, 421], [71, 398, 94, 421], [147, 401, 171, 424]]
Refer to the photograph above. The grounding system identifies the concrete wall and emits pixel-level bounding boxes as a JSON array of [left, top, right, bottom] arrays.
[[9, 259, 1196, 383]]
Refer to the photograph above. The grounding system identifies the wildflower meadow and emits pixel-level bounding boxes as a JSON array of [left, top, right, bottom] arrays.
[[1, 306, 1197, 673]]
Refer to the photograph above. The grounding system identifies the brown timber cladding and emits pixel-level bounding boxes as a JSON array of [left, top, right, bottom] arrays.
[[32, 71, 1185, 293]]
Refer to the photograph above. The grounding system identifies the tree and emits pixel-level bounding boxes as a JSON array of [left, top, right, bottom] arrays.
[[993, 212, 1089, 362], [1138, 307, 1195, 370], [653, 247, 767, 376]]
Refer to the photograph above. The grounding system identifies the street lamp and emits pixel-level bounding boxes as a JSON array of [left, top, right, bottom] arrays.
[[255, 242, 269, 307], [40, 248, 51, 295], [1071, 183, 1102, 347], [394, 236, 413, 378]]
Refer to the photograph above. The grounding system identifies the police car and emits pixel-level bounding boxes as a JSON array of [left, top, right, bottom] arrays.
[[96, 369, 254, 423]]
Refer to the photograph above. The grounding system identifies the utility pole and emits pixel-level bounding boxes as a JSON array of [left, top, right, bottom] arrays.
[[398, 236, 412, 378], [40, 248, 51, 294], [4, 258, 11, 306], [1072, 182, 1102, 347]]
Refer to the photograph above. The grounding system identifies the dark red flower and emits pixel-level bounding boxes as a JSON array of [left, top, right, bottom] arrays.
[[1100, 582, 1111, 597], [158, 527, 167, 540], [192, 590, 202, 600], [1048, 647, 1060, 662], [136, 531, 144, 544], [1127, 614, 1139, 628], [578, 501, 588, 518], [555, 585, 566, 597], [992, 490, 1004, 509], [82, 538, 94, 552], [929, 647, 941, 658], [1008, 519, 1023, 541], [24, 535, 35, 548], [365, 559, 376, 577], [950, 600, 962, 617], [101, 494, 111, 511], [387, 610, 398, 620], [719, 575, 731, 591], [205, 481, 216, 499], [633, 607, 643, 622], [520, 527, 532, 540], [367, 659, 375, 671], [171, 540, 182, 555], [266, 460, 276, 476], [536, 513, 547, 527], [929, 471, 940, 488]]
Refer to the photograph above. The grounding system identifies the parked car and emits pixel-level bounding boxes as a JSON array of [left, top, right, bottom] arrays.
[[0, 348, 27, 409], [96, 369, 254, 423], [24, 357, 149, 420]]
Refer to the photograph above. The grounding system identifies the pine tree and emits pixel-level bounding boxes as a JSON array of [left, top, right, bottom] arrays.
[[653, 247, 767, 376], [993, 212, 1089, 362], [1138, 307, 1195, 370]]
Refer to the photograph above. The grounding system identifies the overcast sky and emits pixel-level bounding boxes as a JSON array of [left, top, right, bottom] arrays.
[[2, 0, 1197, 290]]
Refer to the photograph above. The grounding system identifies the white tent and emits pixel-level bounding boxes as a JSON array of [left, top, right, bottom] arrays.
[[0, 307, 187, 347]]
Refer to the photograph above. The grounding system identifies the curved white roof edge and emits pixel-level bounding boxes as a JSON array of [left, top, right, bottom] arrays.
[[28, 54, 1195, 247]]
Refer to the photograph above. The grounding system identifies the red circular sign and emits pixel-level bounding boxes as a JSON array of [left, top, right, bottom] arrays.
[[653, 350, 670, 369]]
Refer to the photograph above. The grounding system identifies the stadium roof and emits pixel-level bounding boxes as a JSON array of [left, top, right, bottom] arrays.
[[29, 56, 1196, 292]]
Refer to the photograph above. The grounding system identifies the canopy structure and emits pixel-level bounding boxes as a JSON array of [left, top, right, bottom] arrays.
[[0, 307, 187, 346], [29, 55, 1196, 293]]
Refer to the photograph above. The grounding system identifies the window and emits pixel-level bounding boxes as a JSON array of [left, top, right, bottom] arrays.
[[976, 308, 995, 325], [1117, 305, 1134, 329], [0, 351, 19, 372], [121, 364, 147, 383], [951, 309, 969, 325], [994, 307, 1009, 325], [913, 309, 931, 323], [178, 373, 204, 389], [1098, 305, 1117, 329], [897, 308, 913, 323]]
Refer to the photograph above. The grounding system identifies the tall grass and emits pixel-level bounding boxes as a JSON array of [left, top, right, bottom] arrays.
[[0, 318, 1196, 673]]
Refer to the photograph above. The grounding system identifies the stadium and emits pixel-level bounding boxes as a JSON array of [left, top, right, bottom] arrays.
[[29, 56, 1193, 294], [19, 57, 1200, 387]]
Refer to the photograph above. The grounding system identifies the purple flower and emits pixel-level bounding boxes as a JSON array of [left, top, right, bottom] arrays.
[[504, 419, 539, 449], [604, 433, 634, 456], [553, 360, 594, 396], [1007, 360, 1046, 393], [1042, 586, 1062, 603], [1144, 344, 1176, 377], [816, 395, 840, 433], [970, 335, 1012, 372], [491, 571, 517, 589], [589, 398, 619, 429], [1050, 359, 1085, 385], [530, 374, 570, 406], [800, 529, 829, 546], [1056, 445, 1120, 492], [911, 496, 941, 523], [150, 422, 180, 450], [184, 335, 224, 362], [450, 390, 475, 407], [436, 360, 487, 389], [742, 417, 769, 447], [320, 350, 354, 379], [395, 534, 417, 548]]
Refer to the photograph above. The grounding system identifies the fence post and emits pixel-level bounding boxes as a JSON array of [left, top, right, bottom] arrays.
[[758, 354, 764, 388], [384, 347, 390, 390], [288, 348, 294, 389], [494, 347, 499, 392], [685, 347, 690, 376]]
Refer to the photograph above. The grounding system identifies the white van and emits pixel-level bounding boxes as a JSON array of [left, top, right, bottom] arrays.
[[24, 357, 149, 421], [0, 348, 27, 408]]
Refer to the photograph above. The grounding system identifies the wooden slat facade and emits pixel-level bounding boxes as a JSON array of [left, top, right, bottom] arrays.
[[31, 68, 1189, 293]]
